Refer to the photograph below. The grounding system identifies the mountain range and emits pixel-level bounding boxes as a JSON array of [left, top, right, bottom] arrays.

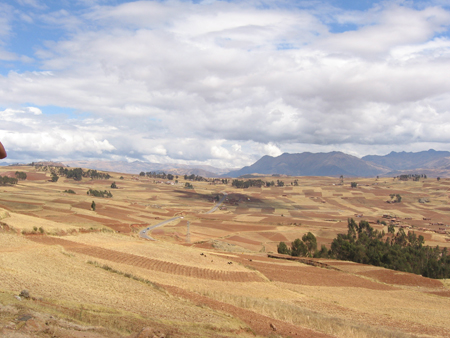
[[22, 149, 450, 178], [225, 149, 450, 178]]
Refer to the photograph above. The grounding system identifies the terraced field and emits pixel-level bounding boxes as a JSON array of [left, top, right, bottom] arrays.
[[28, 236, 263, 282]]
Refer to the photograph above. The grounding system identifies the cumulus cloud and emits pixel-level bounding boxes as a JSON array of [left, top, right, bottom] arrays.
[[0, 1, 450, 167], [0, 108, 116, 161]]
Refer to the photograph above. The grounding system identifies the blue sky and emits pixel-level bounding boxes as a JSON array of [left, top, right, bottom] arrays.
[[1, 0, 450, 167]]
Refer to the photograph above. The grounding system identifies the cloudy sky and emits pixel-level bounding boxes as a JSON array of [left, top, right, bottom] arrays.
[[1, 0, 450, 168]]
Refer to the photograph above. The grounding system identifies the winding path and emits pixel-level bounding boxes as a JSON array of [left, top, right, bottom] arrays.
[[139, 192, 227, 240]]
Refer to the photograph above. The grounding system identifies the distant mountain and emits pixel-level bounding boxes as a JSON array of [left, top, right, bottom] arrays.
[[362, 149, 450, 170], [225, 152, 388, 178], [62, 160, 232, 177]]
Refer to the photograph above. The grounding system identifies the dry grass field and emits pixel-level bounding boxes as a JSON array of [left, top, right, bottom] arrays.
[[1, 165, 450, 337]]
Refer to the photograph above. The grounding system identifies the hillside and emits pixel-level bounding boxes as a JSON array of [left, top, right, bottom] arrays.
[[362, 149, 450, 171], [0, 165, 450, 337], [226, 152, 389, 177]]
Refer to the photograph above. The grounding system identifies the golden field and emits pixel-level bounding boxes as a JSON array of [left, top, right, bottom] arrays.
[[0, 165, 449, 337]]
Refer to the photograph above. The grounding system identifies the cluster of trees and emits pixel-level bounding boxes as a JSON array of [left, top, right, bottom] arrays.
[[87, 189, 113, 198], [277, 232, 318, 257], [185, 182, 194, 189], [63, 189, 76, 194], [51, 173, 59, 182], [57, 168, 111, 181], [0, 176, 18, 186], [278, 219, 450, 279], [85, 169, 111, 180], [15, 171, 27, 180], [140, 172, 178, 180], [231, 179, 286, 189], [211, 178, 229, 184], [184, 174, 206, 181], [232, 179, 265, 188], [397, 174, 427, 181]]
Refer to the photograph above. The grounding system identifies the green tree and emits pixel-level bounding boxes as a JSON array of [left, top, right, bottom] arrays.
[[277, 242, 291, 255], [15, 171, 27, 180], [51, 173, 59, 182], [291, 238, 308, 257], [388, 223, 395, 234], [302, 232, 317, 257], [111, 182, 117, 189], [91, 201, 96, 211]]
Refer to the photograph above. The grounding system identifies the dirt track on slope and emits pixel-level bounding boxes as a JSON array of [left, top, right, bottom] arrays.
[[162, 284, 334, 338]]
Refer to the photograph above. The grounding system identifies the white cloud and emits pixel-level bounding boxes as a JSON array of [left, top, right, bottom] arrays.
[[0, 1, 450, 167], [0, 108, 116, 160], [26, 106, 42, 115], [319, 5, 450, 57]]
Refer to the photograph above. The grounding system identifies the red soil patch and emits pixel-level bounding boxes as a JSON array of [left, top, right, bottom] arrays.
[[72, 202, 92, 209], [234, 208, 250, 214], [259, 216, 287, 223], [261, 207, 275, 214], [0, 171, 47, 181], [72, 214, 120, 224], [226, 236, 261, 246], [195, 220, 275, 232], [94, 206, 139, 222], [426, 290, 450, 297], [105, 223, 133, 233], [28, 236, 263, 283], [226, 256, 396, 290], [303, 190, 322, 197], [358, 269, 443, 288], [163, 285, 334, 338], [257, 232, 288, 242], [26, 172, 49, 181]]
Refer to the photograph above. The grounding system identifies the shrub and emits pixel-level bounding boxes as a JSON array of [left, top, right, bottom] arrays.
[[87, 189, 112, 198]]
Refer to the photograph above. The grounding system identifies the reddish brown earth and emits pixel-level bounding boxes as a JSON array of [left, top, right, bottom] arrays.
[[358, 269, 443, 287], [195, 220, 276, 232], [0, 171, 48, 181], [162, 285, 334, 338], [257, 232, 288, 242], [226, 236, 261, 245], [225, 254, 396, 290]]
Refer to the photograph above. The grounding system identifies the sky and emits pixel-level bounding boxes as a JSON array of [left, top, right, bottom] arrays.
[[1, 0, 450, 168]]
